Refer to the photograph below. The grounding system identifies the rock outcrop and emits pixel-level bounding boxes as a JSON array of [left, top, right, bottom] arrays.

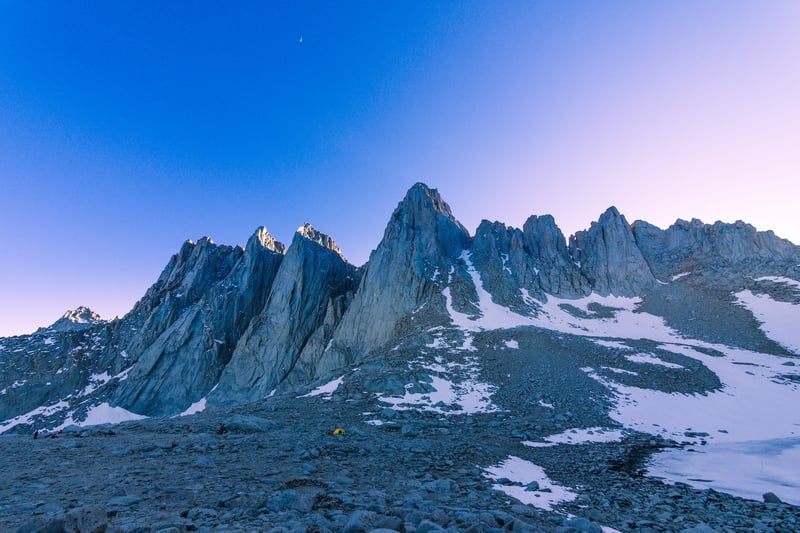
[[209, 225, 359, 405], [110, 231, 285, 416], [633, 218, 800, 280], [569, 207, 655, 296]]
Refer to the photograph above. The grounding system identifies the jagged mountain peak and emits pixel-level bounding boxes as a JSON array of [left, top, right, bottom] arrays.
[[401, 182, 457, 218], [247, 226, 286, 255], [295, 222, 346, 260], [46, 306, 104, 332], [593, 206, 628, 229], [381, 183, 470, 257]]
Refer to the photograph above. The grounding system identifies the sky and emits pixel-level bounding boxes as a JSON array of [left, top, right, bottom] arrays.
[[1, 1, 799, 336]]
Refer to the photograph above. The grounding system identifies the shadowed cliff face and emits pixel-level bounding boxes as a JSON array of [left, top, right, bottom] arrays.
[[2, 182, 799, 426], [109, 230, 286, 416], [208, 225, 359, 406]]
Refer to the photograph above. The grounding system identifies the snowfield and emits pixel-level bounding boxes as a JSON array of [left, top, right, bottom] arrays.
[[444, 251, 800, 505]]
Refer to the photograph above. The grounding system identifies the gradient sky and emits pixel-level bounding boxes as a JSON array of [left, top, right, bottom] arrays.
[[1, 1, 799, 336]]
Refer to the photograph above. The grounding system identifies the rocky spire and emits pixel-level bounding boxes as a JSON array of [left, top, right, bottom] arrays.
[[208, 222, 359, 405], [296, 223, 346, 261], [569, 206, 655, 296], [248, 226, 286, 255]]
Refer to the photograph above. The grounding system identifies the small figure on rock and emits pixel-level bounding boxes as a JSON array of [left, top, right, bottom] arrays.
[[33, 430, 38, 440]]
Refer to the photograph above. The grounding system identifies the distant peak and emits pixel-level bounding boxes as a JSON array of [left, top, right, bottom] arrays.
[[248, 226, 286, 254], [46, 306, 105, 332], [296, 223, 346, 259], [62, 306, 102, 323]]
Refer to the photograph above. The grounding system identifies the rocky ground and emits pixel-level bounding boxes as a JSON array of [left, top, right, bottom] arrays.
[[2, 375, 798, 533]]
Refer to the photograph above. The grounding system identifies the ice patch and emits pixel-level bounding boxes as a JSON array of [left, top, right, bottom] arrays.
[[523, 427, 626, 448], [426, 335, 448, 349], [299, 376, 344, 399], [736, 289, 800, 354], [650, 437, 800, 505], [484, 455, 577, 510]]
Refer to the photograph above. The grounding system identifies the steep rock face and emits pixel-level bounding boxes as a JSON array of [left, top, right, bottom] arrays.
[[569, 207, 655, 296], [522, 215, 589, 297], [468, 220, 535, 313], [110, 231, 285, 416], [633, 218, 800, 280], [318, 183, 471, 373], [209, 225, 359, 405]]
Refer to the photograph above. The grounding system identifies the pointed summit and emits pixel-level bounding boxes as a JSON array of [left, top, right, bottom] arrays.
[[317, 183, 471, 373], [400, 182, 459, 219], [296, 223, 346, 260], [570, 206, 654, 295], [382, 183, 470, 259], [48, 306, 104, 332], [247, 226, 286, 255]]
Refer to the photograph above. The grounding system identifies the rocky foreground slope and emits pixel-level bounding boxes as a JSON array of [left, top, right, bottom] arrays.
[[2, 183, 800, 531]]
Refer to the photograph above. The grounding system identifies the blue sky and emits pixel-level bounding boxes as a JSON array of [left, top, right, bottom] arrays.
[[1, 1, 799, 336]]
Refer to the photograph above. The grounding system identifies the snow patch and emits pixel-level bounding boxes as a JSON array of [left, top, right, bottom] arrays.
[[523, 427, 626, 448], [754, 276, 800, 289], [79, 403, 147, 426], [179, 397, 207, 416], [625, 353, 684, 369], [671, 272, 691, 281], [484, 455, 577, 510], [0, 400, 70, 433], [377, 374, 498, 415], [736, 289, 800, 354], [299, 376, 344, 399], [602, 366, 639, 376], [592, 339, 632, 351], [504, 339, 519, 349]]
